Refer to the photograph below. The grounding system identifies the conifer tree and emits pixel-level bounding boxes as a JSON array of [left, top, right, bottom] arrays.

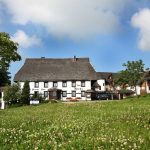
[[21, 81, 30, 104]]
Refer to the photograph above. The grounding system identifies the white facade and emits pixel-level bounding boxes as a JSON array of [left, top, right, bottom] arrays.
[[136, 82, 150, 95], [126, 83, 150, 95], [20, 80, 91, 101], [96, 79, 106, 91]]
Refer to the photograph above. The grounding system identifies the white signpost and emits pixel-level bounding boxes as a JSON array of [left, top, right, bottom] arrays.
[[1, 91, 5, 109]]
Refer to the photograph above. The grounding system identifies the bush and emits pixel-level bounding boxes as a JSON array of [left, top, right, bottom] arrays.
[[31, 92, 44, 103], [3, 84, 21, 105]]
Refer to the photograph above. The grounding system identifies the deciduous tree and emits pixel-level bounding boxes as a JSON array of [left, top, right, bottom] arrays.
[[115, 60, 145, 95], [3, 83, 21, 104], [0, 32, 21, 86]]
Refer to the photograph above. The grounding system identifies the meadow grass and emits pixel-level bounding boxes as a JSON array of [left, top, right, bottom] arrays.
[[0, 97, 150, 149]]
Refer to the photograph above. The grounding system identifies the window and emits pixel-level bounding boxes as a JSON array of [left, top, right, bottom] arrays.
[[81, 91, 85, 97], [81, 81, 85, 87], [72, 91, 76, 97], [99, 86, 101, 90], [44, 82, 48, 88], [44, 91, 48, 97], [62, 81, 67, 87], [62, 91, 67, 97], [72, 81, 76, 87], [53, 82, 57, 87], [103, 83, 105, 86], [35, 82, 39, 88]]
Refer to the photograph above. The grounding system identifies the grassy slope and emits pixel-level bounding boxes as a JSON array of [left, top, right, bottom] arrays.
[[0, 97, 150, 149]]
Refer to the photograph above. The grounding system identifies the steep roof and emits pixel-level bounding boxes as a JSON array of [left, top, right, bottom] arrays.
[[14, 57, 97, 81]]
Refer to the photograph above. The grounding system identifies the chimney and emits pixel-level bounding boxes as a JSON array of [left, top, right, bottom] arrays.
[[73, 56, 77, 62]]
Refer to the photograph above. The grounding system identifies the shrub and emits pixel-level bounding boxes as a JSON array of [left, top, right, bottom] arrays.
[[3, 83, 21, 105], [31, 92, 44, 103]]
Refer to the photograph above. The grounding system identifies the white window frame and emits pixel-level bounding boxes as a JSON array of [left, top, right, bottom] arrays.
[[44, 82, 48, 88], [62, 81, 67, 87], [81, 81, 85, 87], [35, 82, 39, 88], [44, 91, 48, 98], [72, 81, 76, 87], [62, 91, 67, 97], [53, 82, 58, 87], [81, 91, 85, 97], [72, 91, 76, 97]]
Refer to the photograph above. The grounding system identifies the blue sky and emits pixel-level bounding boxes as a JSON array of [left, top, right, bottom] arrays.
[[0, 0, 150, 80]]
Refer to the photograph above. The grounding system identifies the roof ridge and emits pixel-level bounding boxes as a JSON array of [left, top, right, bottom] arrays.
[[26, 57, 90, 60]]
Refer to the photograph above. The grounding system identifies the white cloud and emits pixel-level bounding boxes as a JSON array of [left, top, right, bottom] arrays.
[[131, 8, 150, 51], [2, 0, 130, 40], [11, 30, 41, 48]]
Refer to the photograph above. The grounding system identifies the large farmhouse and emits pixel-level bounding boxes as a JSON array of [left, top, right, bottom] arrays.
[[14, 57, 150, 101], [14, 57, 104, 100]]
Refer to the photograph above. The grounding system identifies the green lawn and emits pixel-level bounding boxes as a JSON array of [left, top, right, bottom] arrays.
[[0, 97, 150, 150]]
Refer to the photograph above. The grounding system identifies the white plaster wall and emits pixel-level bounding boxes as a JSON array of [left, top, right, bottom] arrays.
[[60, 81, 91, 101], [136, 86, 141, 95], [19, 81, 91, 101], [20, 82, 24, 89], [145, 82, 150, 94], [0, 91, 4, 102], [97, 79, 105, 91], [30, 82, 51, 95]]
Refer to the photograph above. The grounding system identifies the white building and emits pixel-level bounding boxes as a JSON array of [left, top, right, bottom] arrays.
[[14, 57, 105, 101], [14, 57, 150, 101]]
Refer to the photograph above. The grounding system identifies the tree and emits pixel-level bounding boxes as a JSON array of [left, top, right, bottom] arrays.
[[3, 83, 21, 104], [115, 60, 145, 95], [115, 70, 129, 89], [0, 32, 21, 86], [21, 81, 30, 105]]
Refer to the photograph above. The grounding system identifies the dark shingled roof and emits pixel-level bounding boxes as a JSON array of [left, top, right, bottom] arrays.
[[14, 57, 97, 81], [96, 72, 117, 80]]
